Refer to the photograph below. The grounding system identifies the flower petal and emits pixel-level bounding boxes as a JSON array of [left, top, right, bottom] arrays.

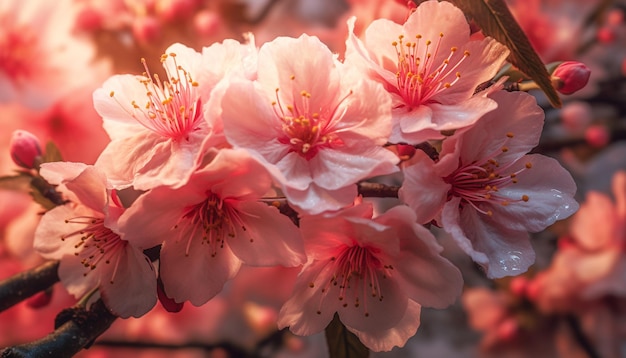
[[227, 200, 305, 267]]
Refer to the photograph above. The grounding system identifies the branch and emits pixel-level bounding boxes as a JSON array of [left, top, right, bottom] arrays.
[[0, 260, 59, 312], [0, 299, 117, 358], [564, 314, 602, 358], [358, 182, 399, 198]]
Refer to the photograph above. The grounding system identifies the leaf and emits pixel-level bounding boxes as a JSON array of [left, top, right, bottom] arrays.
[[30, 176, 64, 210], [0, 173, 32, 192], [449, 0, 562, 108], [42, 141, 63, 164], [325, 314, 369, 358]]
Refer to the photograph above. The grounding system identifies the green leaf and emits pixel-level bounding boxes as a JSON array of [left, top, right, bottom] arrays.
[[0, 173, 33, 192], [325, 314, 369, 358], [42, 141, 63, 164], [449, 0, 562, 108]]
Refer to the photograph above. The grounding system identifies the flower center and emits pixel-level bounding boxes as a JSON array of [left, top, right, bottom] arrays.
[[392, 32, 469, 108], [271, 76, 350, 160], [311, 244, 394, 318], [174, 193, 246, 257], [109, 52, 203, 141], [445, 132, 531, 216], [61, 216, 126, 284]]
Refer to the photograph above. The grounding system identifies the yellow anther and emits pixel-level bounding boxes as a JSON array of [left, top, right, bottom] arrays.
[[522, 195, 529, 202], [525, 162, 533, 169], [109, 91, 114, 97], [506, 132, 514, 138]]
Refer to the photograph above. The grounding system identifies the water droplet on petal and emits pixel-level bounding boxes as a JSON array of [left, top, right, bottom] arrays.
[[498, 251, 523, 272]]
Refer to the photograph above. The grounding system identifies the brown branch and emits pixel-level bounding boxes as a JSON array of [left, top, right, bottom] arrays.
[[0, 299, 117, 358], [358, 182, 399, 198], [0, 260, 59, 312]]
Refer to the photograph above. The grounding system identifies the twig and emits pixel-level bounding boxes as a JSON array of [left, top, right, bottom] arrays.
[[0, 260, 59, 312], [564, 314, 602, 358], [358, 182, 399, 198], [0, 299, 117, 358]]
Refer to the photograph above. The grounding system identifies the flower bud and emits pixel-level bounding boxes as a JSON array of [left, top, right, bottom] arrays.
[[9, 130, 42, 169], [551, 61, 591, 95]]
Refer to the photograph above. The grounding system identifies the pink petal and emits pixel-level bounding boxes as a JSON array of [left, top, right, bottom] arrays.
[[455, 91, 544, 167], [278, 260, 337, 335], [57, 253, 99, 298], [198, 148, 274, 199], [34, 206, 100, 259], [63, 166, 108, 213], [39, 162, 89, 186], [227, 200, 305, 267], [93, 74, 153, 139], [94, 131, 166, 189], [399, 151, 451, 224], [159, 235, 242, 306], [337, 267, 409, 332], [99, 244, 157, 318], [311, 148, 398, 190], [377, 206, 463, 308], [220, 80, 289, 163], [257, 34, 339, 109], [571, 192, 616, 250], [491, 154, 579, 232], [403, 1, 470, 56], [350, 299, 421, 352], [283, 182, 357, 215], [118, 186, 204, 249], [360, 18, 404, 74], [443, 198, 535, 279]]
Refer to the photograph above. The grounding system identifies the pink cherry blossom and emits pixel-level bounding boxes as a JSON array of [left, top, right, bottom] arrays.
[[399, 90, 579, 278], [278, 200, 462, 352], [345, 0, 510, 144], [93, 43, 211, 190], [94, 38, 256, 191], [33, 163, 157, 318], [0, 0, 106, 110], [117, 148, 306, 306], [219, 34, 399, 214]]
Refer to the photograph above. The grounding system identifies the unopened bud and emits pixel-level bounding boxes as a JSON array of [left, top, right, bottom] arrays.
[[10, 130, 42, 169], [551, 61, 591, 95]]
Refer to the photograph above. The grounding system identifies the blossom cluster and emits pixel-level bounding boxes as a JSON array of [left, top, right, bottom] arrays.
[[5, 0, 581, 353]]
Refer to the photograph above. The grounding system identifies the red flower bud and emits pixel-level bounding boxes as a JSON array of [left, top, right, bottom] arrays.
[[551, 61, 591, 95], [9, 130, 42, 169]]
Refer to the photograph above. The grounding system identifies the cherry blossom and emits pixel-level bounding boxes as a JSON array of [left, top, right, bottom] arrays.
[[93, 38, 256, 190], [278, 200, 462, 351], [345, 0, 510, 144], [219, 34, 399, 214], [399, 90, 579, 278], [117, 149, 305, 306], [33, 163, 157, 318]]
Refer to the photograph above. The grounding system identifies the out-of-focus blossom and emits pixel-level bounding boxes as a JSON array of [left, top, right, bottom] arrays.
[[278, 200, 462, 352], [345, 0, 509, 144], [399, 91, 579, 278], [118, 149, 305, 306], [531, 171, 626, 313], [9, 130, 41, 169], [0, 0, 104, 109], [220, 33, 398, 214], [506, 0, 596, 63], [552, 61, 591, 95], [34, 163, 157, 318]]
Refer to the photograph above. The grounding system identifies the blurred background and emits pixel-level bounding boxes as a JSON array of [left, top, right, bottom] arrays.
[[1, 0, 626, 357]]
